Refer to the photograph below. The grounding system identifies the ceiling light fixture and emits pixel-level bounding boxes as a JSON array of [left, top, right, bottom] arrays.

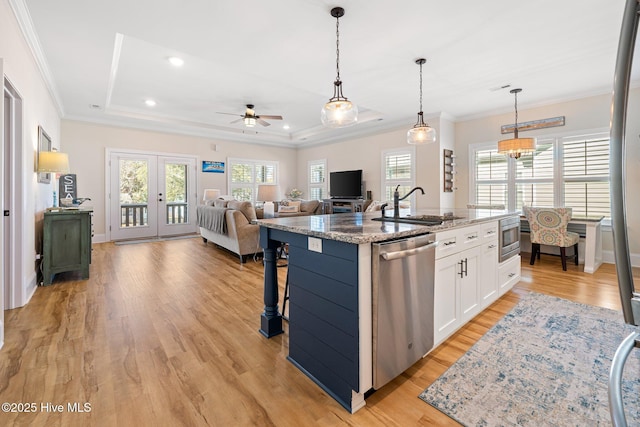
[[145, 99, 156, 107], [244, 117, 257, 127], [168, 57, 184, 67], [321, 7, 358, 128], [497, 88, 536, 159], [407, 58, 437, 145]]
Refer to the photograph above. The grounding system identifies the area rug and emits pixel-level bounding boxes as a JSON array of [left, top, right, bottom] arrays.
[[419, 292, 640, 426]]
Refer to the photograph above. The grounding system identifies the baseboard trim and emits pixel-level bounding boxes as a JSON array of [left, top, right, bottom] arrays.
[[602, 250, 640, 268]]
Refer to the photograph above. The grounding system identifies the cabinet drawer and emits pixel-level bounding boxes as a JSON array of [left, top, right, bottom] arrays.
[[498, 255, 521, 294], [481, 221, 498, 240], [436, 224, 483, 259]]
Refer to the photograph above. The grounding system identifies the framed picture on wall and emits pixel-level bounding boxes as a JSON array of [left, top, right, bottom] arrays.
[[37, 126, 52, 184], [202, 160, 225, 173]]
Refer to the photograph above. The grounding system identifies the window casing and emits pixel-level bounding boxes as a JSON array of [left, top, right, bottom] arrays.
[[308, 159, 327, 201], [470, 131, 610, 218], [381, 147, 416, 204], [227, 158, 278, 203]]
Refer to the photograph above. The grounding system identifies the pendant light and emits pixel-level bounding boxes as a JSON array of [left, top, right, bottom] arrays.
[[498, 88, 536, 159], [321, 7, 358, 128], [407, 58, 437, 144]]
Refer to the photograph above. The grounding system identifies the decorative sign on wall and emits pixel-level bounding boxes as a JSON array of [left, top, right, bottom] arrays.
[[501, 116, 565, 134], [59, 174, 77, 204], [202, 161, 225, 173]]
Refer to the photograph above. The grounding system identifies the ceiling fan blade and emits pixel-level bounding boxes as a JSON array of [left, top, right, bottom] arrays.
[[257, 118, 271, 127], [230, 118, 244, 124], [216, 112, 242, 117], [258, 115, 283, 120]]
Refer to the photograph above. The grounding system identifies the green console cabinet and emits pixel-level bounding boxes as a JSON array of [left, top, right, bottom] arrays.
[[42, 209, 93, 286]]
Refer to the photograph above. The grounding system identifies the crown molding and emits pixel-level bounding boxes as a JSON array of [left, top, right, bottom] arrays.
[[8, 0, 65, 116]]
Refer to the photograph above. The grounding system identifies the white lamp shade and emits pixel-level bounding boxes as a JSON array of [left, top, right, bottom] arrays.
[[407, 125, 437, 144], [321, 100, 358, 128], [257, 184, 279, 202], [202, 188, 221, 202], [38, 151, 70, 173], [497, 137, 536, 158]]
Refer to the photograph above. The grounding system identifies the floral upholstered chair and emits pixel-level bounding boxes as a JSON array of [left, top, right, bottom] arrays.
[[523, 207, 579, 271]]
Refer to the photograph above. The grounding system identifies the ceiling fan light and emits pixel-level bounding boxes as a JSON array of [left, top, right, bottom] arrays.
[[244, 117, 256, 127], [407, 124, 437, 145], [321, 99, 358, 128]]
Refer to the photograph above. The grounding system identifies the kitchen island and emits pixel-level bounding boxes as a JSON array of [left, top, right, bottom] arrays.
[[257, 208, 520, 413]]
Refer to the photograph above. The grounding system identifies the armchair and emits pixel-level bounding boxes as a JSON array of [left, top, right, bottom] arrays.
[[523, 207, 579, 271]]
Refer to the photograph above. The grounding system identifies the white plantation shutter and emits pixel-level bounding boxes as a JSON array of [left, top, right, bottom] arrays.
[[562, 135, 610, 217], [228, 158, 278, 203], [308, 160, 326, 200], [515, 140, 554, 210], [382, 148, 415, 203], [470, 132, 610, 218], [474, 148, 508, 207]]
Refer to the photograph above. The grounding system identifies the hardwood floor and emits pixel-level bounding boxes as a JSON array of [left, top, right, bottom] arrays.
[[0, 238, 635, 426]]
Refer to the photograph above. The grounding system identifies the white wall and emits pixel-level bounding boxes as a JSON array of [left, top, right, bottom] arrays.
[[1, 0, 62, 307], [61, 120, 298, 240], [296, 124, 443, 209]]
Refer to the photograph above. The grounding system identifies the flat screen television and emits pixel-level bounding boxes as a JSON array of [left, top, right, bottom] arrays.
[[329, 169, 363, 199]]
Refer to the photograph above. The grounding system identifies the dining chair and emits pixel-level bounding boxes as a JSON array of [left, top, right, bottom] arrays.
[[523, 207, 579, 271]]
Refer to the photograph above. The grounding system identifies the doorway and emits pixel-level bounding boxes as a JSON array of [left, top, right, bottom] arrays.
[[108, 150, 197, 240]]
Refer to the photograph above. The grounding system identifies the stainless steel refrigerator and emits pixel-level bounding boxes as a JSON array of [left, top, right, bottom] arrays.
[[609, 0, 640, 424]]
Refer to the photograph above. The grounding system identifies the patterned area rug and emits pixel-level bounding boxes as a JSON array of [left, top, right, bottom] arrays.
[[419, 292, 640, 426]]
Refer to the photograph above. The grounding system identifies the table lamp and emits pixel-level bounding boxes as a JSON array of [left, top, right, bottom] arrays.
[[38, 149, 70, 207], [202, 188, 221, 204], [257, 184, 279, 218]]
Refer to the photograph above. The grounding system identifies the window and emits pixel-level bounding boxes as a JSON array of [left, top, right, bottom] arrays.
[[381, 148, 415, 204], [228, 158, 278, 203], [308, 159, 327, 200], [470, 131, 610, 218]]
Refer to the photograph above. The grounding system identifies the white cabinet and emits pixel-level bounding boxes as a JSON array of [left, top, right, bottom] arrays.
[[433, 219, 520, 347], [479, 221, 499, 309], [434, 225, 483, 346]]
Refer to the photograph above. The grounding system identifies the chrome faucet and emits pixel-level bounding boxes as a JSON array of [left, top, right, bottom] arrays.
[[393, 185, 425, 219]]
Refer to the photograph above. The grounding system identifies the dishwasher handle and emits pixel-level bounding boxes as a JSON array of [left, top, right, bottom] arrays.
[[380, 241, 438, 261]]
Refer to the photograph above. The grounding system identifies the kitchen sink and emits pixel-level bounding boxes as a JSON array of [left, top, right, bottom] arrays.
[[371, 214, 464, 226]]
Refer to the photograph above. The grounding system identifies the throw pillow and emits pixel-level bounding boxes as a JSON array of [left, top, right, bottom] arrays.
[[279, 205, 298, 213], [213, 200, 228, 208], [227, 200, 257, 222]]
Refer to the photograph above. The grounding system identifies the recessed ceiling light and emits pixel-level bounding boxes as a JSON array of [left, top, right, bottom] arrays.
[[283, 124, 290, 130], [145, 99, 156, 107], [89, 104, 102, 110], [168, 57, 184, 67]]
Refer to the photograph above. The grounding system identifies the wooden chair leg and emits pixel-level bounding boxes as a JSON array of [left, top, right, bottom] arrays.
[[560, 247, 567, 271], [574, 243, 579, 265], [530, 243, 539, 265]]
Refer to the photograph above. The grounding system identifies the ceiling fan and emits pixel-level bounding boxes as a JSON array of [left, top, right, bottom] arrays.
[[217, 104, 283, 127]]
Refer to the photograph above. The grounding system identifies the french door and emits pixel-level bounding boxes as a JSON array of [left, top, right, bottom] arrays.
[[109, 151, 197, 240]]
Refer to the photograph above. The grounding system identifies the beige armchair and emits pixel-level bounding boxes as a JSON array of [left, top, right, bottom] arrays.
[[523, 207, 579, 271]]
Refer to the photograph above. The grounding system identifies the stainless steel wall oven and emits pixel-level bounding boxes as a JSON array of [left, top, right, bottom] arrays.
[[499, 216, 521, 263]]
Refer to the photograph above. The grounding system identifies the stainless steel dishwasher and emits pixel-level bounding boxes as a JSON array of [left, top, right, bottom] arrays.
[[372, 234, 438, 389]]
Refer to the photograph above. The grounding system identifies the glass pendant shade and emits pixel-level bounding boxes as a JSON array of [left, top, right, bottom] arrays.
[[321, 96, 358, 128], [407, 58, 436, 144], [322, 7, 358, 128], [407, 123, 437, 144], [244, 117, 256, 127]]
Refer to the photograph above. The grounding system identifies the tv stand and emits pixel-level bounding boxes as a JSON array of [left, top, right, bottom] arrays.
[[323, 198, 365, 214]]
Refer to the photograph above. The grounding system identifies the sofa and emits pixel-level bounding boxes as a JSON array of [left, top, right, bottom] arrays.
[[197, 200, 262, 263], [256, 199, 323, 218]]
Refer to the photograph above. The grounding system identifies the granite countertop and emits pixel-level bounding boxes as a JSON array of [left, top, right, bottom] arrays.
[[255, 208, 520, 244]]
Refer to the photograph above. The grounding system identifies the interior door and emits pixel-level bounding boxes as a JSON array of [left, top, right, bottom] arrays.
[[109, 151, 196, 240]]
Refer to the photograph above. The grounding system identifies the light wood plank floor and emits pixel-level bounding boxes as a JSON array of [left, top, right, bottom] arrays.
[[0, 237, 635, 426]]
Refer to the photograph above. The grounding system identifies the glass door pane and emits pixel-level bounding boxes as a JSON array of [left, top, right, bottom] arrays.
[[164, 162, 188, 225]]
